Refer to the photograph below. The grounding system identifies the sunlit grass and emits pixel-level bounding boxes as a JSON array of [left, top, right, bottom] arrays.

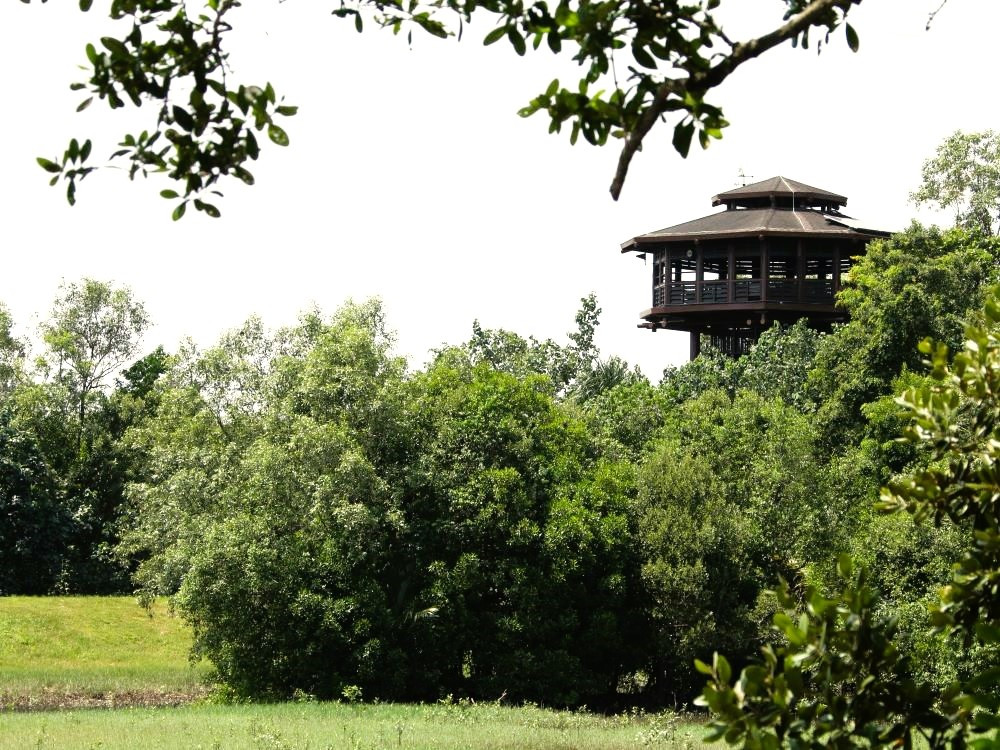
[[0, 596, 209, 702], [0, 700, 711, 749], [0, 598, 710, 747]]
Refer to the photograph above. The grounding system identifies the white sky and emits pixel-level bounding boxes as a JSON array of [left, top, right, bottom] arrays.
[[1, 0, 996, 378]]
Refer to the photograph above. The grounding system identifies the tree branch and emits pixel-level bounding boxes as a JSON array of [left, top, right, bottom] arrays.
[[609, 0, 861, 200]]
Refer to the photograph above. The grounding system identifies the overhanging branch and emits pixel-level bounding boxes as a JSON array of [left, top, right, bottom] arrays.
[[608, 0, 861, 200]]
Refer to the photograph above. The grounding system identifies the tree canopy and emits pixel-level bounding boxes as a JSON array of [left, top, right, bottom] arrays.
[[912, 130, 1000, 236]]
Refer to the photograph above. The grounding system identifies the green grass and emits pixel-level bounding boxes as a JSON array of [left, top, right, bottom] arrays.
[[0, 596, 210, 706], [0, 701, 711, 749], [0, 597, 710, 747]]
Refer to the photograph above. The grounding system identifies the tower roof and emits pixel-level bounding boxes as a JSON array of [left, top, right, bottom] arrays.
[[621, 207, 877, 248], [621, 176, 888, 251], [712, 176, 847, 208]]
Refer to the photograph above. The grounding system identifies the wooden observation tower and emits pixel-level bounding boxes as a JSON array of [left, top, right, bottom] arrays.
[[621, 176, 890, 359]]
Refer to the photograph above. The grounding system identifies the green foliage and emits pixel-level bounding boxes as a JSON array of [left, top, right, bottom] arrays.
[[0, 301, 25, 394], [661, 345, 731, 403], [404, 355, 646, 704], [464, 293, 616, 399], [0, 407, 68, 595], [912, 130, 1000, 236], [810, 223, 1000, 447], [580, 378, 670, 461], [23, 0, 863, 209], [697, 563, 946, 748], [882, 304, 1000, 654], [699, 287, 1000, 748], [0, 281, 162, 594], [636, 389, 835, 702], [661, 322, 823, 411], [40, 278, 150, 449], [122, 299, 646, 704], [7, 225, 1000, 711], [727, 321, 824, 412]]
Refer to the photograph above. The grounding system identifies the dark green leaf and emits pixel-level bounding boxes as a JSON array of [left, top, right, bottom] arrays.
[[672, 120, 695, 157], [507, 27, 526, 56], [845, 23, 859, 53], [37, 157, 62, 174], [101, 36, 129, 59], [268, 124, 289, 147], [172, 106, 195, 131], [194, 199, 221, 218], [632, 43, 656, 70], [483, 26, 506, 46]]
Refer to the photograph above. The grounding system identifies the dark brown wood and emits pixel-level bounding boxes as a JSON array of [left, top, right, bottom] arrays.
[[624, 176, 888, 359], [690, 331, 701, 360]]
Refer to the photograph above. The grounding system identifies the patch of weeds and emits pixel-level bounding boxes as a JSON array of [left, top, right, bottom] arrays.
[[636, 711, 696, 748], [203, 683, 249, 705], [340, 685, 363, 704], [249, 719, 294, 750]]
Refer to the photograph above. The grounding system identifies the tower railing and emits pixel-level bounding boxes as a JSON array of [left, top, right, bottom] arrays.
[[656, 279, 835, 307]]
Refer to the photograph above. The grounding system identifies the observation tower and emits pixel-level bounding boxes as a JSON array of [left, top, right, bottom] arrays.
[[621, 176, 890, 359]]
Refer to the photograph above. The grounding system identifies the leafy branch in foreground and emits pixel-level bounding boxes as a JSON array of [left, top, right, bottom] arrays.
[[23, 0, 865, 216], [32, 0, 297, 220], [697, 288, 1000, 748]]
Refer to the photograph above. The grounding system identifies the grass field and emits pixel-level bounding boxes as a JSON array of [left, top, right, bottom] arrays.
[[0, 596, 210, 709], [0, 597, 710, 748], [0, 700, 711, 749]]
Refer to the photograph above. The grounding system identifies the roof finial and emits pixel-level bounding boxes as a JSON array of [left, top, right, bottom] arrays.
[[737, 167, 753, 187]]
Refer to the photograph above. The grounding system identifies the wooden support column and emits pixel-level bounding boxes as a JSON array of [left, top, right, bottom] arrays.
[[796, 238, 804, 303], [833, 246, 841, 294], [761, 236, 769, 302], [727, 242, 735, 303], [695, 244, 703, 303], [690, 330, 701, 360]]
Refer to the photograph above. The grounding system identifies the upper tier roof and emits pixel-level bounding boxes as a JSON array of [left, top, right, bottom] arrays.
[[712, 176, 847, 208], [621, 176, 889, 251]]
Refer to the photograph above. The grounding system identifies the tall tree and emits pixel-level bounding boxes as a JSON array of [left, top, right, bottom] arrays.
[[912, 129, 1000, 236], [41, 278, 149, 452], [809, 224, 1000, 448], [465, 293, 607, 398], [0, 302, 25, 395], [123, 300, 647, 704]]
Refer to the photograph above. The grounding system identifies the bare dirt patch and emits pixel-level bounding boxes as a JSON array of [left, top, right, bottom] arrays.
[[0, 685, 212, 712]]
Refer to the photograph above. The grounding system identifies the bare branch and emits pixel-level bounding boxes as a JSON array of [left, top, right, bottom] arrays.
[[925, 0, 949, 30]]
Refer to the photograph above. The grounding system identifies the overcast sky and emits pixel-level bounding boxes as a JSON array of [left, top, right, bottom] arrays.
[[1, 0, 996, 378]]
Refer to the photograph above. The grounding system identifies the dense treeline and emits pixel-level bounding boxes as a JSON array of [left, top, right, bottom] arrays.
[[1, 224, 998, 710]]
